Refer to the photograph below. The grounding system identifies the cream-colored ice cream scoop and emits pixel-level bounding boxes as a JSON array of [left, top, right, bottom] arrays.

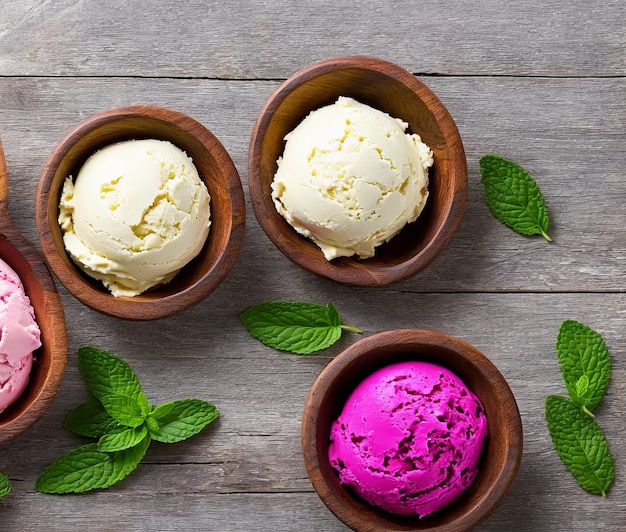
[[59, 139, 211, 297], [271, 97, 432, 260]]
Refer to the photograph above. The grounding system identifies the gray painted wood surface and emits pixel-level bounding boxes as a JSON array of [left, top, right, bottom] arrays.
[[0, 0, 624, 530]]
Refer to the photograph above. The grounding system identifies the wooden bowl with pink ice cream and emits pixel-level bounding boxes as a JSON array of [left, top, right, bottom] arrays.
[[0, 139, 67, 444], [302, 329, 523, 531]]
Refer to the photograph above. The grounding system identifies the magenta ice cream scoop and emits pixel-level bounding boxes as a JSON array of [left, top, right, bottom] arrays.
[[328, 360, 488, 518]]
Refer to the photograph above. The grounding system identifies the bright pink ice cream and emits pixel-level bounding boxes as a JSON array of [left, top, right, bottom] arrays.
[[0, 258, 41, 413], [328, 360, 487, 518]]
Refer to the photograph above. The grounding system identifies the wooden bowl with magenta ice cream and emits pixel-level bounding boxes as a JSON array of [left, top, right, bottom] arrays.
[[302, 329, 523, 531], [0, 139, 67, 444], [36, 106, 246, 320], [248, 56, 467, 286]]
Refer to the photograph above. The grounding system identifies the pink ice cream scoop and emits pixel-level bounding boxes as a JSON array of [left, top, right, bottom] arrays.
[[0, 258, 42, 413], [328, 360, 488, 518]]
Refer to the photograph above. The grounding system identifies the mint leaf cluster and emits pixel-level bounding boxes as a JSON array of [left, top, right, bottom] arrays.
[[0, 471, 10, 498], [545, 320, 614, 496], [480, 154, 551, 241], [36, 346, 219, 494], [241, 301, 362, 354]]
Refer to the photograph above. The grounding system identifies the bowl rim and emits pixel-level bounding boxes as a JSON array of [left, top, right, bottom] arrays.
[[248, 55, 468, 286], [0, 138, 66, 443], [0, 227, 67, 444], [36, 104, 246, 320], [301, 328, 523, 531]]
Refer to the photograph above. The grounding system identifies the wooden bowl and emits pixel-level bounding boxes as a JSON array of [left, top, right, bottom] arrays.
[[36, 106, 246, 320], [0, 139, 67, 444], [302, 329, 523, 531], [249, 56, 467, 285]]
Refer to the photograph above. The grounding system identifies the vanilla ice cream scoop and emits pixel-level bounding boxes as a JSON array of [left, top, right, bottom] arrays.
[[271, 97, 433, 260], [59, 139, 211, 297]]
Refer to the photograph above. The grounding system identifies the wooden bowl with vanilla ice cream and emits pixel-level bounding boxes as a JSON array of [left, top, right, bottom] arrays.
[[248, 56, 467, 286], [36, 106, 245, 320]]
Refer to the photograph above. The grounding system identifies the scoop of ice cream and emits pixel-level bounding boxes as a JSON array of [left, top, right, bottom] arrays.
[[328, 361, 487, 518], [0, 258, 42, 413], [59, 139, 211, 297], [271, 96, 433, 260]]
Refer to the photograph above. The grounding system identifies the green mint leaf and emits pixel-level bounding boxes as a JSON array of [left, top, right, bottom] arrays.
[[100, 393, 146, 428], [145, 416, 160, 437], [575, 375, 590, 401], [240, 301, 362, 354], [35, 437, 150, 494], [556, 320, 611, 411], [150, 399, 219, 443], [480, 154, 551, 241], [98, 425, 149, 452], [78, 346, 150, 413], [545, 395, 614, 496], [64, 400, 120, 438], [0, 471, 10, 498]]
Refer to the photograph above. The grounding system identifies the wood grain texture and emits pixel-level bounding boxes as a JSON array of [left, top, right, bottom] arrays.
[[0, 0, 624, 530], [0, 1, 624, 78], [0, 76, 623, 293]]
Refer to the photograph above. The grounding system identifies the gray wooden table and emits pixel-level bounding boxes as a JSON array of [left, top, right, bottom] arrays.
[[1, 1, 624, 530]]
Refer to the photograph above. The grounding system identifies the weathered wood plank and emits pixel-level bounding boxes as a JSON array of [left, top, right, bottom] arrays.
[[0, 76, 623, 292], [0, 0, 624, 78], [1, 292, 625, 530]]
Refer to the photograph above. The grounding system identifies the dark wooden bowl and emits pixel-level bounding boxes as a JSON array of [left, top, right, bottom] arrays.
[[249, 56, 467, 286], [302, 329, 523, 531], [36, 106, 246, 320], [0, 139, 67, 444]]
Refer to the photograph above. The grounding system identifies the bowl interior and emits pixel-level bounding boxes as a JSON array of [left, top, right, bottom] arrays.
[[0, 230, 67, 443], [38, 107, 245, 320], [249, 58, 467, 286], [302, 330, 522, 531]]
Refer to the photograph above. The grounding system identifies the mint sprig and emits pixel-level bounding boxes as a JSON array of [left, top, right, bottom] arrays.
[[546, 320, 614, 496], [556, 319, 611, 416], [240, 301, 362, 354], [480, 154, 551, 241], [0, 471, 10, 498], [546, 395, 614, 496], [36, 346, 219, 494]]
